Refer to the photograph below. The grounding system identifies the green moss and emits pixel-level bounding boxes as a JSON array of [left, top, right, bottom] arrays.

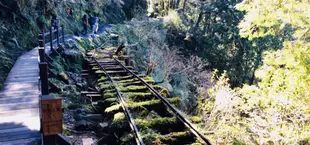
[[116, 76, 153, 84], [117, 78, 139, 83], [119, 80, 155, 86], [66, 103, 81, 110], [233, 139, 247, 145], [135, 117, 178, 129], [95, 55, 111, 59], [141, 131, 195, 144], [103, 92, 117, 98], [113, 112, 126, 122], [98, 76, 107, 82], [120, 133, 135, 143], [105, 104, 122, 113], [104, 97, 181, 113], [95, 70, 105, 74], [125, 92, 152, 98], [99, 83, 114, 90], [191, 143, 203, 145], [190, 116, 202, 124], [59, 71, 69, 82], [92, 66, 99, 70], [159, 88, 169, 97], [130, 97, 180, 109], [158, 131, 192, 143], [118, 85, 148, 92], [104, 98, 118, 103], [111, 75, 134, 80], [103, 88, 116, 94]]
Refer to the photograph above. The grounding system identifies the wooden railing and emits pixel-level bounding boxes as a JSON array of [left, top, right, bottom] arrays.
[[38, 22, 70, 145]]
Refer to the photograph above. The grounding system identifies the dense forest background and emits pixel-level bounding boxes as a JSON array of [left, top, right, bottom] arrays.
[[0, 0, 309, 144]]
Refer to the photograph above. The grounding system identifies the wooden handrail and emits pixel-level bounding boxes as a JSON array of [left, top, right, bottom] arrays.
[[38, 22, 69, 145], [43, 26, 63, 37]]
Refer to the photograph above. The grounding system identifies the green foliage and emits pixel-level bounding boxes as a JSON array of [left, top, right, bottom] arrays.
[[190, 116, 201, 124]]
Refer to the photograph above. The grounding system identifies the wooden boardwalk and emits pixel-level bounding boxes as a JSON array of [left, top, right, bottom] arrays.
[[0, 48, 41, 144]]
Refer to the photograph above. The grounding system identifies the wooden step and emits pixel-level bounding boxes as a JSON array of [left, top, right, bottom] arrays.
[[81, 73, 89, 76], [89, 63, 118, 66], [81, 91, 99, 94], [96, 70, 137, 75], [82, 70, 89, 73], [86, 94, 102, 97], [92, 66, 132, 71]]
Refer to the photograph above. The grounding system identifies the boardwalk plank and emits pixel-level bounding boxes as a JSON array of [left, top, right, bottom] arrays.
[[0, 108, 39, 118], [0, 91, 38, 97], [0, 131, 40, 142], [0, 96, 38, 104], [0, 101, 39, 111], [1, 83, 38, 92], [7, 73, 39, 78], [0, 137, 40, 145]]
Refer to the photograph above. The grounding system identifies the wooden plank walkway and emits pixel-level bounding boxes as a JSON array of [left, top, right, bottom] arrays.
[[0, 48, 40, 145]]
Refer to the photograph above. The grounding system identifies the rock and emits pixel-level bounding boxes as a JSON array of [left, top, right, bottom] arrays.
[[70, 118, 75, 122], [82, 138, 93, 145], [83, 114, 103, 121], [76, 83, 83, 88], [75, 120, 90, 129], [73, 114, 83, 122], [159, 81, 173, 93], [99, 122, 109, 128], [76, 108, 87, 113]]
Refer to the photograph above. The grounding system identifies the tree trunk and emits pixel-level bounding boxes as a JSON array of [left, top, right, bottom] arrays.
[[182, 0, 187, 13], [176, 0, 180, 9], [194, 11, 203, 32], [250, 48, 262, 85]]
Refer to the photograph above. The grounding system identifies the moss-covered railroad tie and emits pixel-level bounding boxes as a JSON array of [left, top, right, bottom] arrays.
[[85, 48, 206, 145]]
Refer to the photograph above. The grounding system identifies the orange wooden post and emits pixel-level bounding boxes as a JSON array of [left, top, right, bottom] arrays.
[[41, 95, 63, 135]]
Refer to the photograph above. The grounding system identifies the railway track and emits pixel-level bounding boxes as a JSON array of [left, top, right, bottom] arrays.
[[83, 47, 211, 145]]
